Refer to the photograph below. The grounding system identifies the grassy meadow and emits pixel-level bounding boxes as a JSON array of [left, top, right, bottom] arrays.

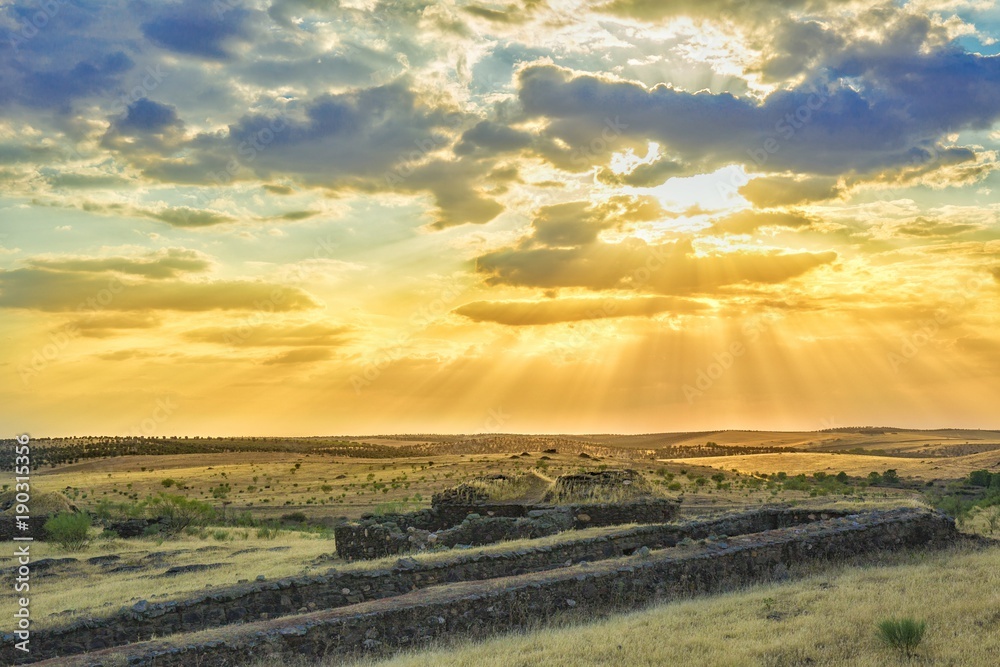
[[1, 429, 998, 662]]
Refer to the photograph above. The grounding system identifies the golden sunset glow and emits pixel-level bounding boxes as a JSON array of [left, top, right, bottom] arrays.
[[1, 0, 999, 436]]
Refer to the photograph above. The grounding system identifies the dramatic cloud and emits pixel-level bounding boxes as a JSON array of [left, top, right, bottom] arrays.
[[454, 295, 706, 325], [476, 237, 837, 294], [711, 210, 815, 235], [184, 323, 352, 347], [137, 207, 238, 228], [738, 175, 843, 207], [0, 268, 318, 312], [113, 99, 181, 134], [262, 347, 333, 365], [140, 0, 256, 60], [515, 60, 1000, 177], [67, 313, 162, 338], [27, 249, 211, 279]]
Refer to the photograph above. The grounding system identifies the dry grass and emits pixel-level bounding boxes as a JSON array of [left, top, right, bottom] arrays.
[[460, 472, 553, 502], [0, 528, 337, 628], [0, 522, 640, 629], [661, 451, 999, 480], [305, 542, 1000, 667]]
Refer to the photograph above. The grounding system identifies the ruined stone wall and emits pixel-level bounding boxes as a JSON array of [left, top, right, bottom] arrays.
[[335, 498, 679, 561], [3, 508, 877, 664], [25, 508, 957, 667]]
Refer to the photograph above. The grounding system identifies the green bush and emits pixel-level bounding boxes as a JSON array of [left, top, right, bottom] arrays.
[[44, 512, 92, 550], [969, 469, 993, 487], [147, 494, 215, 535], [876, 617, 926, 658]]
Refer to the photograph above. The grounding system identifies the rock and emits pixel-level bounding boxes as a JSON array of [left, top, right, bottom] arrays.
[[634, 546, 651, 558], [162, 563, 224, 577], [256, 575, 267, 581], [395, 557, 419, 570], [131, 600, 149, 613], [87, 555, 121, 566], [566, 599, 577, 607]]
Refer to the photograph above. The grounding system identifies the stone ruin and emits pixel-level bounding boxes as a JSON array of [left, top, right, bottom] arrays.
[[334, 470, 680, 561], [2, 470, 971, 667], [6, 505, 964, 667], [544, 469, 653, 502]]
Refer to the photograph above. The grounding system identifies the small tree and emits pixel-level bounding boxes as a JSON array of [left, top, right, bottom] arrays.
[[148, 494, 215, 535], [876, 617, 926, 659], [44, 512, 92, 550]]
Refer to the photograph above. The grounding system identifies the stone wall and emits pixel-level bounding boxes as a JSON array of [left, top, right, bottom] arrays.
[[0, 507, 884, 664], [335, 498, 679, 561], [26, 508, 958, 667]]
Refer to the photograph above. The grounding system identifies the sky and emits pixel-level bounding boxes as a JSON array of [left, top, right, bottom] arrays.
[[1, 0, 999, 437]]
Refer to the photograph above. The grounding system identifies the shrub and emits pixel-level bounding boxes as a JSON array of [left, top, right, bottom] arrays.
[[44, 512, 92, 550], [281, 511, 308, 523], [969, 469, 995, 487], [148, 494, 215, 535], [161, 478, 176, 488], [876, 617, 926, 659]]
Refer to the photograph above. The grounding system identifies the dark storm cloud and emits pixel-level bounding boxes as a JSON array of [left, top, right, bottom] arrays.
[[140, 0, 256, 60], [115, 98, 180, 133], [515, 56, 1000, 176]]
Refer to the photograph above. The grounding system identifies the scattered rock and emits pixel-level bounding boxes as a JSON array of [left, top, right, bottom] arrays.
[[161, 563, 224, 577], [86, 555, 121, 566]]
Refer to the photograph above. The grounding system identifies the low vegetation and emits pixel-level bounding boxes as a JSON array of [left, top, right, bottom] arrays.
[[43, 511, 92, 550], [876, 617, 927, 659]]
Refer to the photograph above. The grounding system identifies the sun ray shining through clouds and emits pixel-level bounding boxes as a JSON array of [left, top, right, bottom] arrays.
[[1, 0, 999, 435]]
